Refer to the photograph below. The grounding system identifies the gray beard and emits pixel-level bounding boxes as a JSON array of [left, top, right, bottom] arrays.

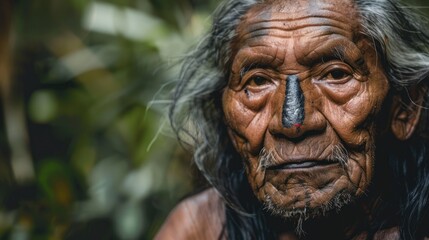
[[263, 191, 353, 236], [258, 144, 353, 236]]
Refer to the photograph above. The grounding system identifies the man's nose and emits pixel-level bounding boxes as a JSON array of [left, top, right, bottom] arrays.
[[282, 75, 305, 128], [268, 75, 326, 141]]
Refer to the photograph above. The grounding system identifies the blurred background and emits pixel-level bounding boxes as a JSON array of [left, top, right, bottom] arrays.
[[0, 0, 428, 239]]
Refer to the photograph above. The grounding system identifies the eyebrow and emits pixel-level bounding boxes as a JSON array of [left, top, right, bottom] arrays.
[[240, 62, 276, 78], [324, 46, 360, 63], [237, 50, 284, 77], [302, 42, 367, 71], [324, 46, 347, 61], [333, 46, 366, 70]]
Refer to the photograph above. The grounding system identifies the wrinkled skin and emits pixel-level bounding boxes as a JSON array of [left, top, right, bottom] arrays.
[[222, 0, 390, 216]]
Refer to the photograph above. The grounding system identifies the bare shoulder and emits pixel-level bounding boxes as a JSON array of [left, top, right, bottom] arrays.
[[363, 227, 429, 240], [154, 188, 225, 240], [353, 227, 400, 240]]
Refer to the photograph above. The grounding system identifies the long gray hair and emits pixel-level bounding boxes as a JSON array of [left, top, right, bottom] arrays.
[[169, 0, 429, 239]]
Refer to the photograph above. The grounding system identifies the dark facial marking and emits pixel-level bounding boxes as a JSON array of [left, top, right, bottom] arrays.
[[282, 75, 305, 128]]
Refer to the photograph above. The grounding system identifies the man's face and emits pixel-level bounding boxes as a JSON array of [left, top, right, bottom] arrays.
[[222, 0, 390, 217]]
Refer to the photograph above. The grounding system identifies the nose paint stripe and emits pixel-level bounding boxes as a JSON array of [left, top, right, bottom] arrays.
[[282, 75, 305, 128]]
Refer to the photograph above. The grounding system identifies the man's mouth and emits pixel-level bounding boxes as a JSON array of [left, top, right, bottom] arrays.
[[267, 160, 339, 170]]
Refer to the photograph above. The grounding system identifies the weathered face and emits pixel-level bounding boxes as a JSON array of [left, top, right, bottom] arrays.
[[222, 0, 390, 218]]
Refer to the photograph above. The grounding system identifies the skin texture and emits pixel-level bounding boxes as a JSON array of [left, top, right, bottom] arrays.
[[222, 0, 389, 217]]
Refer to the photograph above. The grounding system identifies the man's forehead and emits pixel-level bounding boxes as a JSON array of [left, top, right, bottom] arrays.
[[236, 0, 360, 37], [232, 0, 362, 64], [263, 0, 356, 13]]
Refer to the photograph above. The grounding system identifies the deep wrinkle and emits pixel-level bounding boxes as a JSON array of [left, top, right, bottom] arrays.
[[239, 15, 354, 41]]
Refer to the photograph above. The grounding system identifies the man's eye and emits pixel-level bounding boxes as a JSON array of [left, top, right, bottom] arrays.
[[322, 68, 353, 82], [249, 76, 269, 86], [329, 70, 348, 79]]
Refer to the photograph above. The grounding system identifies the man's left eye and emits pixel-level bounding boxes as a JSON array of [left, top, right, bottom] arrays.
[[321, 67, 353, 83], [328, 69, 348, 79]]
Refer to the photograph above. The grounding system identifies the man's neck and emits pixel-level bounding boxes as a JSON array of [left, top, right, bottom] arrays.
[[269, 190, 392, 239]]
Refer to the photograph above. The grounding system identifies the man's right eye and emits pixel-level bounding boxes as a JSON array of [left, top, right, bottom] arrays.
[[248, 76, 269, 86]]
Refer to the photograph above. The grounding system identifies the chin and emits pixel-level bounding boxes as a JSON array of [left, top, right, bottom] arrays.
[[249, 165, 359, 222], [261, 190, 354, 236], [262, 190, 353, 220], [244, 143, 374, 223]]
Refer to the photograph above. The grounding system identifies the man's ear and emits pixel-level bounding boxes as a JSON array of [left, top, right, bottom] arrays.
[[391, 87, 424, 140]]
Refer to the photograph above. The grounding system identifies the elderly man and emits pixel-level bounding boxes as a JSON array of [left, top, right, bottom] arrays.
[[157, 0, 429, 239]]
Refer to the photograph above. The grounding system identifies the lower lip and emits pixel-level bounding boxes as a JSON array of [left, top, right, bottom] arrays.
[[267, 161, 340, 171]]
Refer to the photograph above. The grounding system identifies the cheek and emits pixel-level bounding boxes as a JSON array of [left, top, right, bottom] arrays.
[[222, 89, 273, 155], [318, 78, 388, 146], [317, 79, 361, 105], [347, 150, 375, 194], [311, 74, 388, 193]]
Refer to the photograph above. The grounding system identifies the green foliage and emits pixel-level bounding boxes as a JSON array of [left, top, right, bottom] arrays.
[[6, 0, 216, 239]]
